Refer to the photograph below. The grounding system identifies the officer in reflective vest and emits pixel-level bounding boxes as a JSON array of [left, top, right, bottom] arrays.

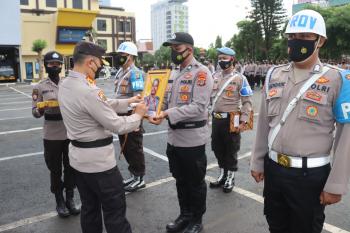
[[251, 10, 350, 233]]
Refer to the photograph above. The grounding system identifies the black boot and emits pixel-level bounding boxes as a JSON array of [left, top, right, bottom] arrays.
[[124, 176, 146, 192], [65, 189, 81, 215], [209, 168, 227, 188], [223, 171, 235, 193], [166, 212, 192, 233], [183, 222, 203, 233], [55, 192, 70, 218]]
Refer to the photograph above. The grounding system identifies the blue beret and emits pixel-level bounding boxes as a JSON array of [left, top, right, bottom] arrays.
[[217, 47, 236, 56]]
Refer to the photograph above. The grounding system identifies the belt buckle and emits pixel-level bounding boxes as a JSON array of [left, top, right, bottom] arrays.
[[277, 153, 291, 167], [214, 113, 222, 119]]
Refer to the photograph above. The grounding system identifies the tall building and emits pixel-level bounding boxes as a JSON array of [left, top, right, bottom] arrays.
[[293, 0, 350, 13], [151, 0, 188, 50], [19, 0, 135, 81]]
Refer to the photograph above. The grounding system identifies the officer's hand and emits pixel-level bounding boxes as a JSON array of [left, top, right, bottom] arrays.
[[128, 94, 142, 104], [134, 103, 148, 117], [148, 116, 163, 125], [251, 170, 264, 183], [155, 111, 168, 120], [238, 122, 247, 132], [320, 191, 342, 205]]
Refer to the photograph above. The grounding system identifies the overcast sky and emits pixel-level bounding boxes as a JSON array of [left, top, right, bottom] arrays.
[[111, 0, 295, 48]]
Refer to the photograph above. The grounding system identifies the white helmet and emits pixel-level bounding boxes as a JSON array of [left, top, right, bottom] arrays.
[[117, 42, 138, 56], [285, 9, 327, 38]]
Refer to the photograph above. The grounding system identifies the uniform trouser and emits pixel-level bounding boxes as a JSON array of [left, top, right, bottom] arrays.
[[255, 75, 261, 87], [43, 139, 75, 193], [73, 167, 132, 233], [166, 144, 207, 222], [118, 129, 145, 176], [211, 118, 241, 171], [248, 74, 255, 89], [261, 75, 266, 87], [263, 156, 331, 233]]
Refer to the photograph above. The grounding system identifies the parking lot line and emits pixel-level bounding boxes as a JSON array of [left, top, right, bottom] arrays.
[[143, 147, 169, 161], [0, 107, 31, 112], [0, 96, 30, 101], [0, 101, 31, 106], [0, 127, 42, 135], [0, 116, 32, 121], [8, 86, 32, 99], [0, 152, 43, 162]]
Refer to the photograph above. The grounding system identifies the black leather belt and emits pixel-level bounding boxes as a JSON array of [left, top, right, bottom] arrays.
[[168, 120, 207, 130], [71, 136, 113, 148], [44, 114, 63, 121]]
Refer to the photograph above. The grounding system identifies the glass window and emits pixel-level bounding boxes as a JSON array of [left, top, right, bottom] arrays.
[[125, 21, 131, 32], [20, 0, 29, 5], [25, 62, 33, 80], [118, 21, 124, 32], [73, 0, 83, 9], [97, 39, 107, 50], [46, 0, 57, 7], [97, 19, 107, 31]]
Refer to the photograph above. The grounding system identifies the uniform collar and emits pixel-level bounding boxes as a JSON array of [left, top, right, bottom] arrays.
[[287, 59, 324, 84], [45, 77, 60, 87], [179, 58, 198, 72], [69, 70, 87, 79]]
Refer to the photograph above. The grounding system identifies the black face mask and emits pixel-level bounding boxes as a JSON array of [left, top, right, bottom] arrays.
[[218, 59, 233, 70], [116, 55, 128, 66], [288, 39, 318, 62], [171, 49, 189, 65], [45, 66, 61, 84]]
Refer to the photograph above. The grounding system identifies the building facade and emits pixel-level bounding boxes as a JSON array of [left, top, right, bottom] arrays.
[[151, 0, 188, 50], [19, 0, 135, 81]]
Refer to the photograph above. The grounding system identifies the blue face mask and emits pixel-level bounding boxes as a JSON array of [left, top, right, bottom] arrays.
[[288, 39, 318, 62]]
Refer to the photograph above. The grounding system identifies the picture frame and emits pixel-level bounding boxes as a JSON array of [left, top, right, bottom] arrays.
[[142, 69, 171, 118]]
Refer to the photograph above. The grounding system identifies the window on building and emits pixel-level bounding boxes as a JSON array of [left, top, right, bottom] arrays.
[[97, 39, 107, 50], [125, 21, 131, 32], [97, 19, 107, 31], [118, 21, 125, 32], [118, 40, 124, 46], [46, 0, 57, 7], [20, 0, 29, 5], [25, 62, 33, 80], [73, 0, 83, 9]]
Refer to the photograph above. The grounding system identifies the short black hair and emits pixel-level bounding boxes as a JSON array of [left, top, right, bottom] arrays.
[[73, 53, 90, 65]]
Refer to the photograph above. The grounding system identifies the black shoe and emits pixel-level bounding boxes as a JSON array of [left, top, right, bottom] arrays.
[[166, 215, 191, 233], [209, 168, 227, 189], [183, 222, 203, 233], [223, 171, 235, 193], [65, 189, 81, 215], [124, 176, 146, 192], [55, 192, 70, 218], [123, 175, 135, 187]]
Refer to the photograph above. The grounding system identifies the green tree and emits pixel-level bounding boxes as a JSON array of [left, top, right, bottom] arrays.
[[141, 53, 156, 67], [250, 0, 286, 58], [206, 43, 217, 63], [154, 46, 171, 67], [31, 39, 47, 81], [226, 20, 263, 61], [214, 35, 223, 48]]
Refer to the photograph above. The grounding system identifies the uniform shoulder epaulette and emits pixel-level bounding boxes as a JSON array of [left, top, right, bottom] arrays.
[[325, 64, 344, 72]]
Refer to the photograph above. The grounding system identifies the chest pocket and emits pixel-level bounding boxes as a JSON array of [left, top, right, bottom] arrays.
[[298, 90, 331, 125], [42, 89, 56, 101], [222, 82, 238, 100], [266, 87, 283, 117], [119, 78, 130, 94], [176, 84, 192, 105]]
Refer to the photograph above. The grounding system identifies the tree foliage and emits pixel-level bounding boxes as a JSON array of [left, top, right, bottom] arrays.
[[214, 35, 223, 49], [32, 39, 47, 81], [250, 0, 286, 58], [154, 46, 171, 66]]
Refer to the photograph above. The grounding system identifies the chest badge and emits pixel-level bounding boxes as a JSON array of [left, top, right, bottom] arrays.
[[306, 106, 318, 117]]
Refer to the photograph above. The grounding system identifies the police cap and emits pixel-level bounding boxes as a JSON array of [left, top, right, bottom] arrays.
[[163, 32, 194, 47], [73, 41, 106, 59], [44, 51, 63, 64]]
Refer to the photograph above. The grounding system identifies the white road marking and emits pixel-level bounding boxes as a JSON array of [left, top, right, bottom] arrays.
[[0, 101, 31, 106], [0, 152, 43, 162], [0, 96, 28, 101], [0, 127, 42, 135], [8, 86, 32, 99], [143, 147, 169, 162], [0, 116, 32, 121], [0, 107, 31, 112]]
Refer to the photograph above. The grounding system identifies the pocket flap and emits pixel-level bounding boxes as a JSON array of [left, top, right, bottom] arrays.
[[302, 90, 327, 105]]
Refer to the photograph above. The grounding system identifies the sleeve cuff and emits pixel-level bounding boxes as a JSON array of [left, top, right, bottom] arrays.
[[323, 183, 347, 195]]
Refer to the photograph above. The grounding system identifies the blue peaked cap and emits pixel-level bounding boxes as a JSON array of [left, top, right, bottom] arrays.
[[216, 47, 236, 56]]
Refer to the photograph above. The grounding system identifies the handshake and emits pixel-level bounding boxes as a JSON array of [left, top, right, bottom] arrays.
[[127, 94, 167, 125]]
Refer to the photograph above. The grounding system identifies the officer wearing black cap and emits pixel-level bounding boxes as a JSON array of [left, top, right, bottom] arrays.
[[149, 32, 213, 233], [32, 51, 80, 217], [58, 41, 147, 233]]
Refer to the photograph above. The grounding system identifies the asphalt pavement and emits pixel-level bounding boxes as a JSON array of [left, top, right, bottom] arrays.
[[0, 80, 349, 233]]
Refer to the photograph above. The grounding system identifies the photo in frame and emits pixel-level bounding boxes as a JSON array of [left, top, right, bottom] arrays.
[[142, 69, 171, 117]]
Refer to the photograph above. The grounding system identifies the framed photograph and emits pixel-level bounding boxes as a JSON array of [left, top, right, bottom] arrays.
[[142, 69, 171, 117]]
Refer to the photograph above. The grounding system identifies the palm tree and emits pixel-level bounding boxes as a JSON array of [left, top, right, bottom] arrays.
[[32, 39, 47, 82]]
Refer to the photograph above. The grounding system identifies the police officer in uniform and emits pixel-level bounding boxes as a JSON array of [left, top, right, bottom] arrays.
[[32, 51, 80, 217], [250, 10, 350, 233], [114, 42, 146, 192], [149, 32, 213, 233], [209, 47, 253, 193], [58, 41, 147, 233]]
